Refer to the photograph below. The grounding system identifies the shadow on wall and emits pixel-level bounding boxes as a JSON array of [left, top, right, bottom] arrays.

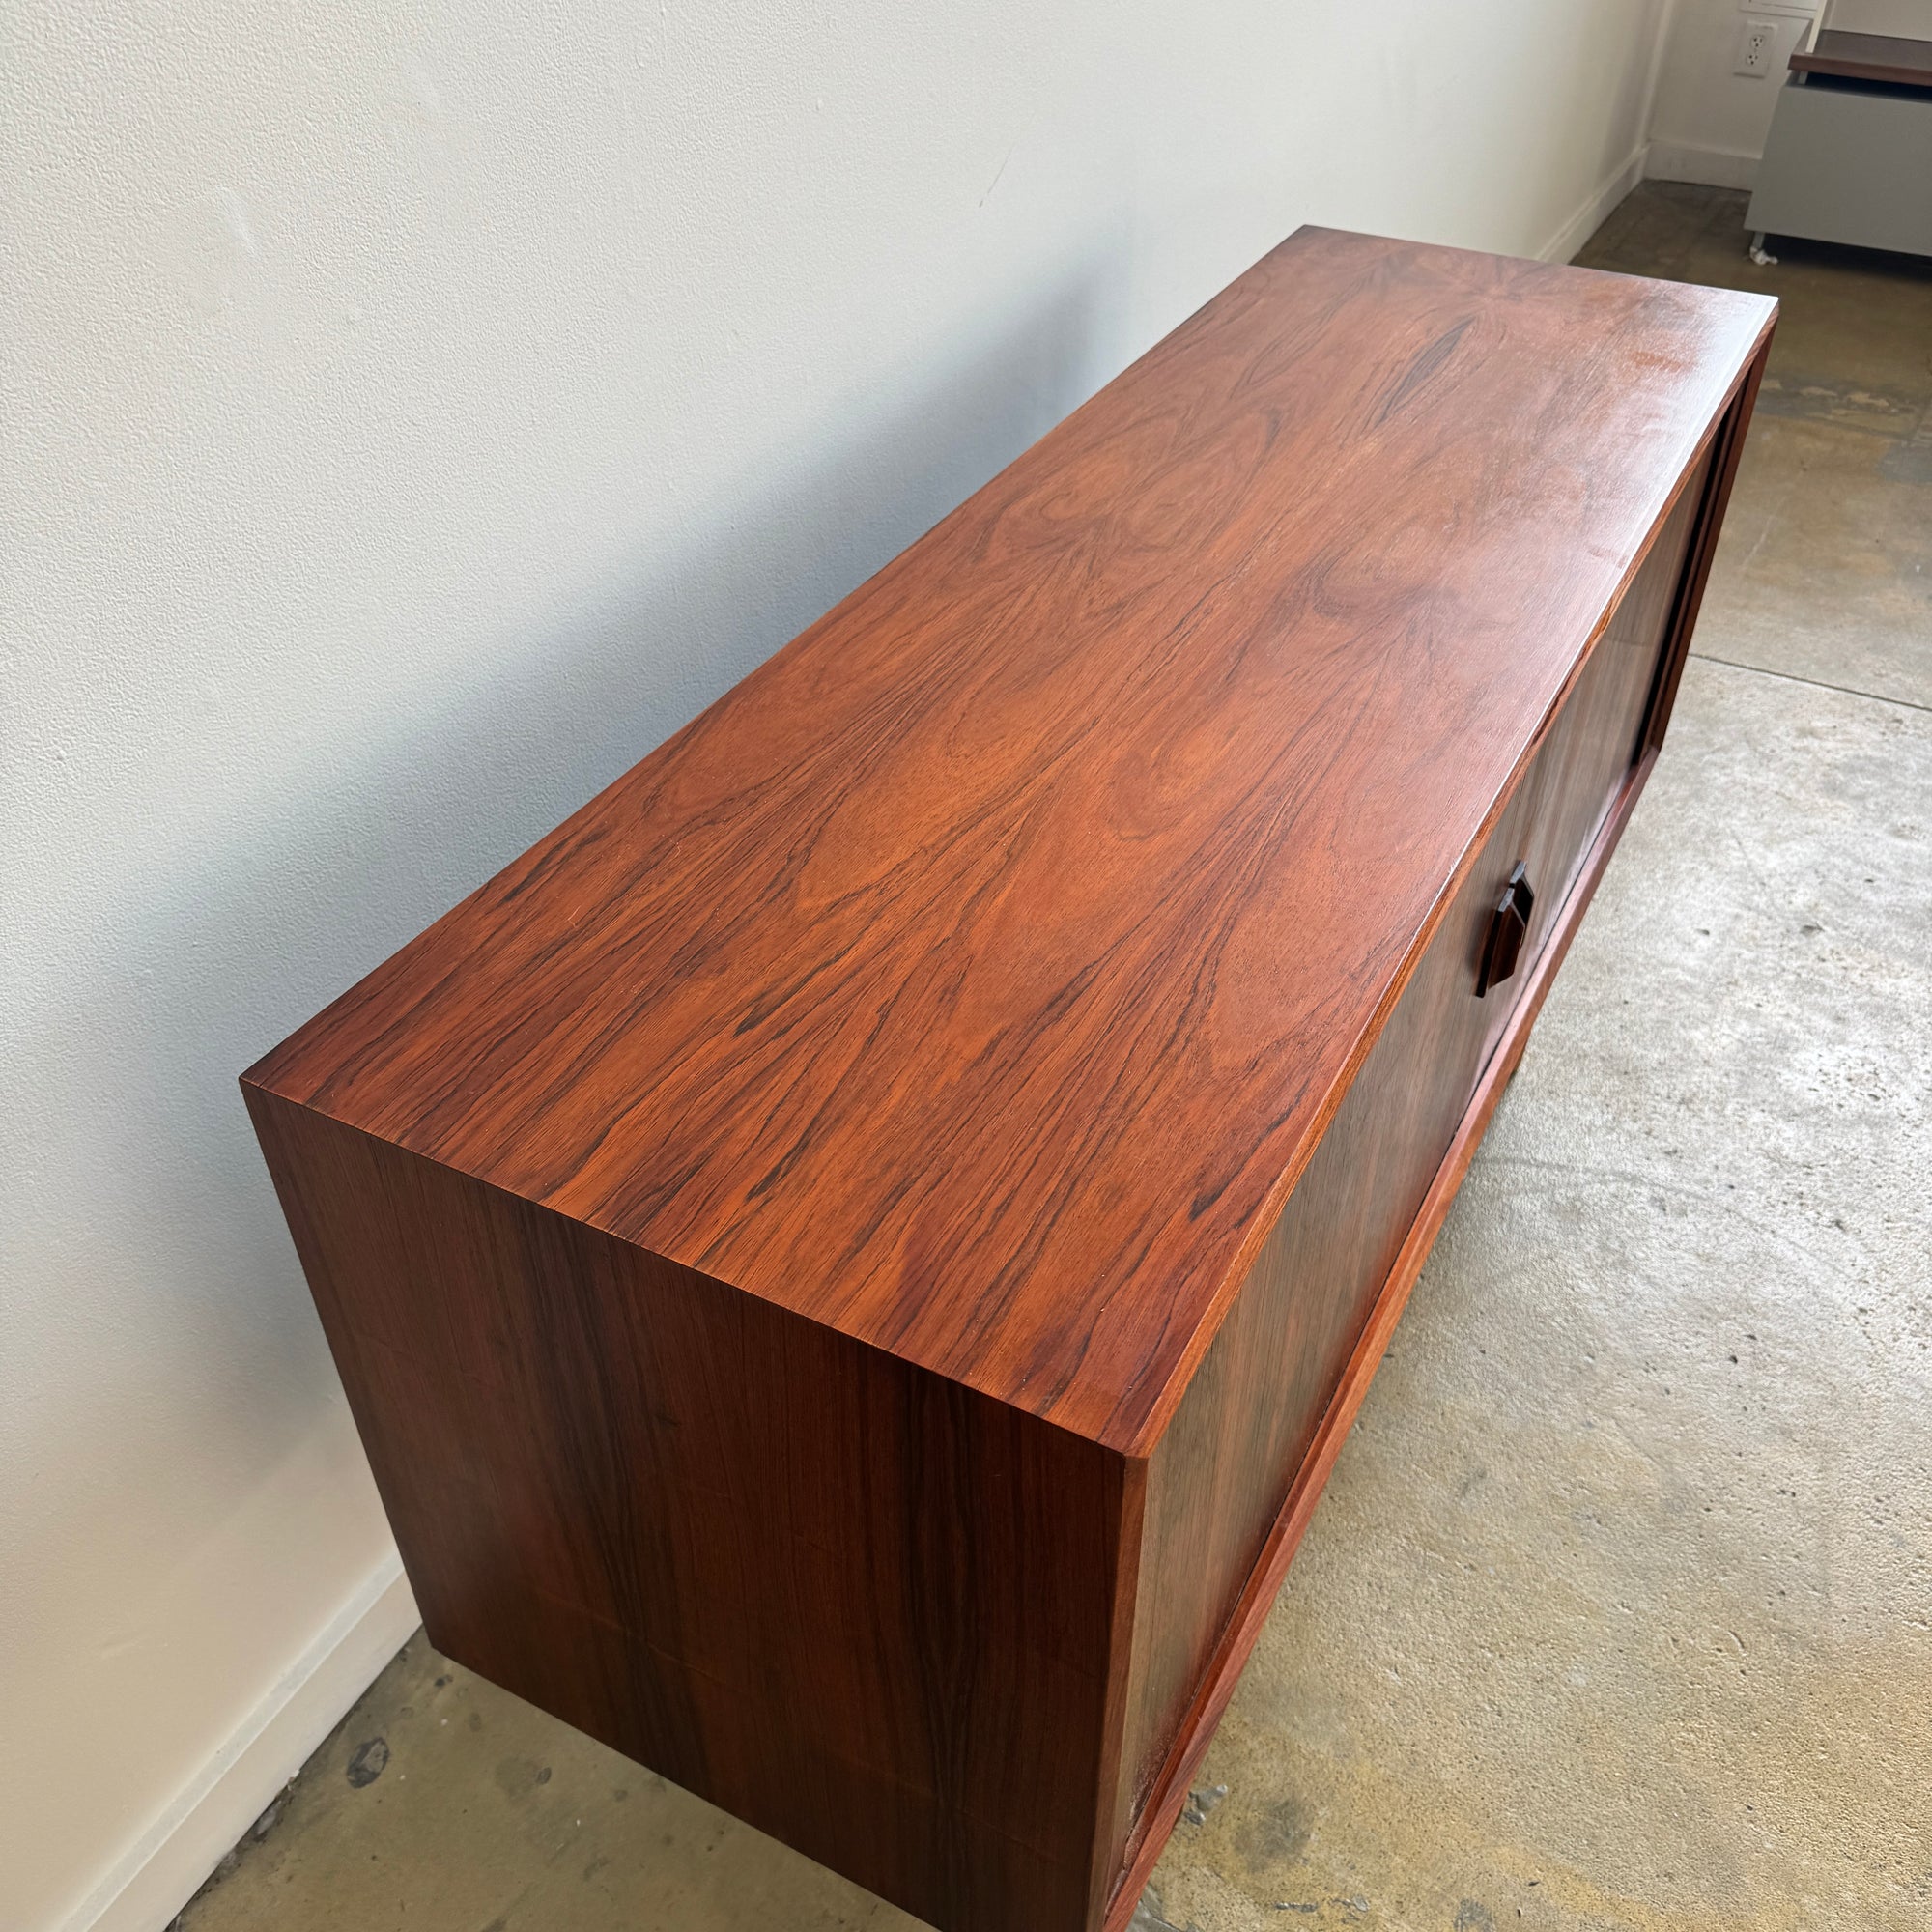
[[11, 259, 1121, 1620]]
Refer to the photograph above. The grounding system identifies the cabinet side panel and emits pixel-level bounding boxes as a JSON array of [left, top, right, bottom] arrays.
[[243, 1089, 1126, 1932]]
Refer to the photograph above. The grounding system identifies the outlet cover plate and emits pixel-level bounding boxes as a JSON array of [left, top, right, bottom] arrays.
[[1736, 15, 1781, 75]]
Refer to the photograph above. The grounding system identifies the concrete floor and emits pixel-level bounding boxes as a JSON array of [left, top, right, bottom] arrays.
[[174, 185, 1931, 1932]]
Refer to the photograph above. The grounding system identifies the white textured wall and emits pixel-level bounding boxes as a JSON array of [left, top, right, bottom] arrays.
[[3, 4, 1670, 1926], [1827, 0, 1932, 34], [1648, 0, 1932, 188], [1649, 0, 1932, 188], [1649, 0, 1823, 185]]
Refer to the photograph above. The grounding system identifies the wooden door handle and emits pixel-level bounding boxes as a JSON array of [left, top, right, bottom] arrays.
[[1477, 862, 1535, 998]]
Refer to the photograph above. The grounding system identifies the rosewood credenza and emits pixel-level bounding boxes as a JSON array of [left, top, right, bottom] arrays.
[[243, 228, 1775, 1932]]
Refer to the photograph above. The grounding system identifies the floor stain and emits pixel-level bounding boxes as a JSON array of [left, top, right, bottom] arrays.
[[493, 1757, 553, 1803], [1237, 1795, 1313, 1872]]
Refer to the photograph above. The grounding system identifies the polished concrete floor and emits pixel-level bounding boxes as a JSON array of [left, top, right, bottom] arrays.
[[174, 185, 1931, 1932]]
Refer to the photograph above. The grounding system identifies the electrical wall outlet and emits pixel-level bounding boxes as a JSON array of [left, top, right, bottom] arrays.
[[1735, 15, 1781, 74]]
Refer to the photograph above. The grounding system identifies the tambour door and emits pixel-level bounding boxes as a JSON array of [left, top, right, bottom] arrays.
[[1111, 437, 1720, 1899]]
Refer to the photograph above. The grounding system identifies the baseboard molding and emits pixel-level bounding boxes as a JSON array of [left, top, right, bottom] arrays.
[[56, 1553, 419, 1932], [1645, 140, 1761, 191], [1540, 141, 1649, 264]]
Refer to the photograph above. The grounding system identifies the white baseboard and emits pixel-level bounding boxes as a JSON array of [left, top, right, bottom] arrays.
[[57, 1554, 419, 1932], [1645, 140, 1761, 191], [1540, 142, 1651, 264]]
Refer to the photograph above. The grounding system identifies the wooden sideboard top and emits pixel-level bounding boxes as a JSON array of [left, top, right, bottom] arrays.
[[247, 229, 1774, 1455], [1789, 29, 1932, 87]]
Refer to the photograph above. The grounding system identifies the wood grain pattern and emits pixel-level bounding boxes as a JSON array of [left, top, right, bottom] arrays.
[[246, 230, 1774, 1458], [243, 231, 1775, 1932], [1789, 28, 1932, 87], [244, 1088, 1134, 1932]]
